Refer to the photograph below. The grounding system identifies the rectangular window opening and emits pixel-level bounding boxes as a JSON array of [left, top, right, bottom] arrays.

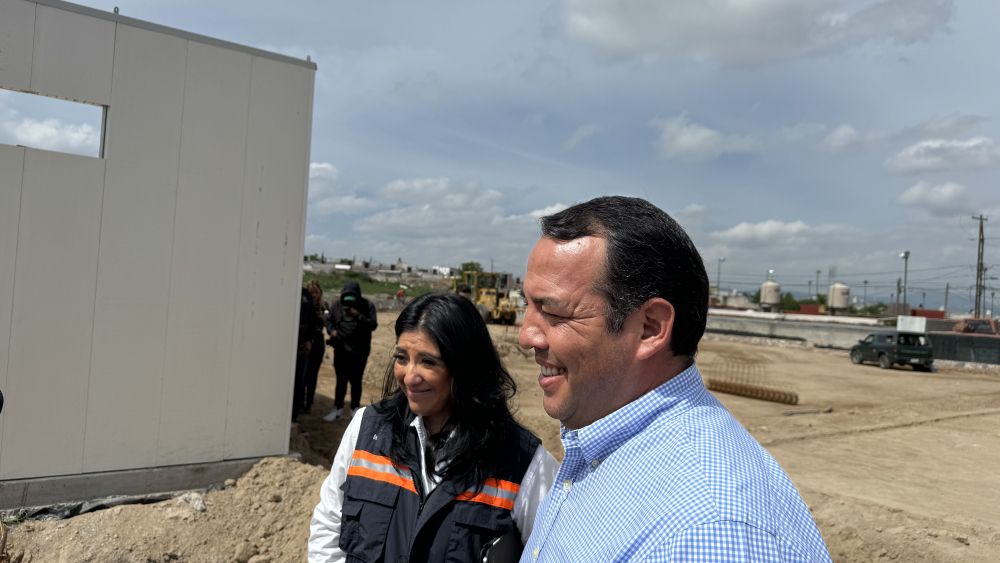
[[0, 88, 105, 159]]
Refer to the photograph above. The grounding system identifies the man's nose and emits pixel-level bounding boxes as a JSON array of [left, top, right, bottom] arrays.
[[518, 309, 546, 351]]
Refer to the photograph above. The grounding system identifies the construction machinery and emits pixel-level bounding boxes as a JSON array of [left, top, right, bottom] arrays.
[[453, 271, 519, 325]]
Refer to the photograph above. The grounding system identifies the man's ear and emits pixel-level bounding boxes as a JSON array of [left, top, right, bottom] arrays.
[[635, 297, 674, 361]]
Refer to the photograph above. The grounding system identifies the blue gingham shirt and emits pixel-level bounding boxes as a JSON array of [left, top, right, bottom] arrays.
[[521, 364, 831, 562]]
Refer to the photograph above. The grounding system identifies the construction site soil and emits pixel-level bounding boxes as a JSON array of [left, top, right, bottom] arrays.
[[6, 314, 1000, 562]]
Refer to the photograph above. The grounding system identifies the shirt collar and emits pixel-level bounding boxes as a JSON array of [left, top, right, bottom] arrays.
[[562, 362, 705, 465]]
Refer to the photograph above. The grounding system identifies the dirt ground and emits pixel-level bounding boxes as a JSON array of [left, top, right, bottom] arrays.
[[6, 314, 1000, 562]]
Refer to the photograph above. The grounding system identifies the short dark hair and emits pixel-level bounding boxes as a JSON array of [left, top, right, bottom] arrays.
[[378, 292, 518, 485], [540, 196, 709, 357]]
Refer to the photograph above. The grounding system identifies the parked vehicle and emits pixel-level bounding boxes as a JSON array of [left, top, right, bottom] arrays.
[[953, 318, 1000, 336], [850, 331, 934, 371]]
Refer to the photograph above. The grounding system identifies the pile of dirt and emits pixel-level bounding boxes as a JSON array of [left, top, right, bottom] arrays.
[[5, 457, 326, 563]]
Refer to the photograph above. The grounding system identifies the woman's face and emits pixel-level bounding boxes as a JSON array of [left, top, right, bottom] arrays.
[[393, 329, 454, 433]]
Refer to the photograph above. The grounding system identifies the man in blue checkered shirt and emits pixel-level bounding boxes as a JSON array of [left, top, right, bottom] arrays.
[[517, 196, 831, 562]]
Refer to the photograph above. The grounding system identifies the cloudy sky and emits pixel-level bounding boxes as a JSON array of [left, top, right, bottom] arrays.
[[2, 0, 998, 312]]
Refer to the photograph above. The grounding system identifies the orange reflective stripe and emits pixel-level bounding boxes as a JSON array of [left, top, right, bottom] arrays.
[[455, 477, 521, 510], [455, 490, 515, 511], [347, 465, 417, 494], [347, 450, 417, 494]]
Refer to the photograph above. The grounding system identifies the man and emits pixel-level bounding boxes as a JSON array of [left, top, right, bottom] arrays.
[[518, 196, 830, 562], [322, 281, 378, 421]]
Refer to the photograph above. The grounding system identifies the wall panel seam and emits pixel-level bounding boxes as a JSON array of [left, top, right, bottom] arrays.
[[28, 0, 38, 89], [222, 55, 258, 458], [0, 148, 27, 472], [80, 17, 118, 470], [154, 38, 191, 467]]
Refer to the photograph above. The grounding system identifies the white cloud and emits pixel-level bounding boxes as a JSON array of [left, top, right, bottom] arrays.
[[650, 114, 760, 161], [885, 137, 1000, 173], [564, 0, 954, 66], [0, 117, 100, 156], [529, 203, 569, 219], [308, 162, 375, 215], [900, 113, 989, 139], [712, 219, 811, 245], [680, 203, 706, 216], [822, 124, 861, 151], [337, 177, 555, 270], [380, 177, 503, 209], [561, 123, 600, 152], [898, 181, 974, 216]]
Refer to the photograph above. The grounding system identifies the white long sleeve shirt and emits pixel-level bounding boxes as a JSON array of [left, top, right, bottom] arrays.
[[308, 407, 558, 563]]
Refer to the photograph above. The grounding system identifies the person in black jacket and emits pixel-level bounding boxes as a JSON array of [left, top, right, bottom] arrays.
[[322, 281, 378, 421], [293, 286, 323, 423], [308, 292, 555, 562]]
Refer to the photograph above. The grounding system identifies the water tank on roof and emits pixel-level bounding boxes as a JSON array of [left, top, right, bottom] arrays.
[[828, 282, 850, 310], [761, 280, 781, 307]]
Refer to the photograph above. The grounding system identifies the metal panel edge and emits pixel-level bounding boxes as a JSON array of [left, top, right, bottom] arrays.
[[26, 0, 317, 70]]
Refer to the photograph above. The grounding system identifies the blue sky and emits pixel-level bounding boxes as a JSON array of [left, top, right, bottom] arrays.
[[2, 0, 998, 312]]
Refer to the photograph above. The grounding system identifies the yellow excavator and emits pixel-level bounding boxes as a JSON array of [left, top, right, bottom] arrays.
[[453, 271, 519, 325]]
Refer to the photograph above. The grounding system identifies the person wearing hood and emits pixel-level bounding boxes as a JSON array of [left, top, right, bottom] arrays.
[[323, 281, 378, 421]]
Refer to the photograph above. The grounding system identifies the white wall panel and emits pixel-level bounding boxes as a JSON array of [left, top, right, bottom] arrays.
[[158, 41, 251, 466], [1, 149, 104, 479], [0, 0, 36, 92], [31, 4, 114, 105], [226, 57, 314, 458], [83, 25, 187, 472], [0, 145, 25, 462]]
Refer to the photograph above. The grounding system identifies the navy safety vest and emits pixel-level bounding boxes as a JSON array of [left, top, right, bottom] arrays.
[[339, 406, 540, 562]]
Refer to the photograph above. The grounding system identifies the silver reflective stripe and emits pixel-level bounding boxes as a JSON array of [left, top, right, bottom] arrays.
[[478, 482, 517, 503], [349, 456, 410, 479]]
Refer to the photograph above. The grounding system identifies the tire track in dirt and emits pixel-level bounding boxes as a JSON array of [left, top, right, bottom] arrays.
[[762, 408, 1000, 446]]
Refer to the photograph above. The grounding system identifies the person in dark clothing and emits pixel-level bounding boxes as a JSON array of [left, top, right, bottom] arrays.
[[303, 280, 326, 414], [322, 281, 378, 421], [293, 286, 322, 423]]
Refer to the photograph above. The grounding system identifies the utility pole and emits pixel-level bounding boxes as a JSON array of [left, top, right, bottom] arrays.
[[899, 250, 910, 311], [815, 270, 821, 301], [944, 282, 949, 316], [716, 257, 725, 303], [895, 278, 902, 311], [972, 215, 987, 317]]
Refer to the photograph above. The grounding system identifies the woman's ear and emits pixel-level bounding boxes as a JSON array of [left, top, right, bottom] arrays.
[[635, 297, 674, 361]]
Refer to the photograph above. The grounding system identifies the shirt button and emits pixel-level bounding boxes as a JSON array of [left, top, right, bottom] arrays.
[[532, 547, 540, 560], [591, 459, 600, 469], [563, 479, 573, 491]]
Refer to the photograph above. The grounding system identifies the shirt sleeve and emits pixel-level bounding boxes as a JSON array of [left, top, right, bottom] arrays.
[[512, 443, 558, 545], [648, 520, 815, 562], [308, 407, 367, 563]]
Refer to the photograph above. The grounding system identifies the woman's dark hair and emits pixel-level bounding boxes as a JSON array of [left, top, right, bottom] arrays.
[[376, 292, 517, 487], [540, 195, 709, 358]]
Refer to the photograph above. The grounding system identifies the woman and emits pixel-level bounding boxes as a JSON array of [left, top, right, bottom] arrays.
[[309, 292, 556, 563]]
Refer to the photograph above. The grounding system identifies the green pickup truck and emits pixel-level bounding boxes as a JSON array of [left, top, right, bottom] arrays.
[[850, 331, 934, 371]]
